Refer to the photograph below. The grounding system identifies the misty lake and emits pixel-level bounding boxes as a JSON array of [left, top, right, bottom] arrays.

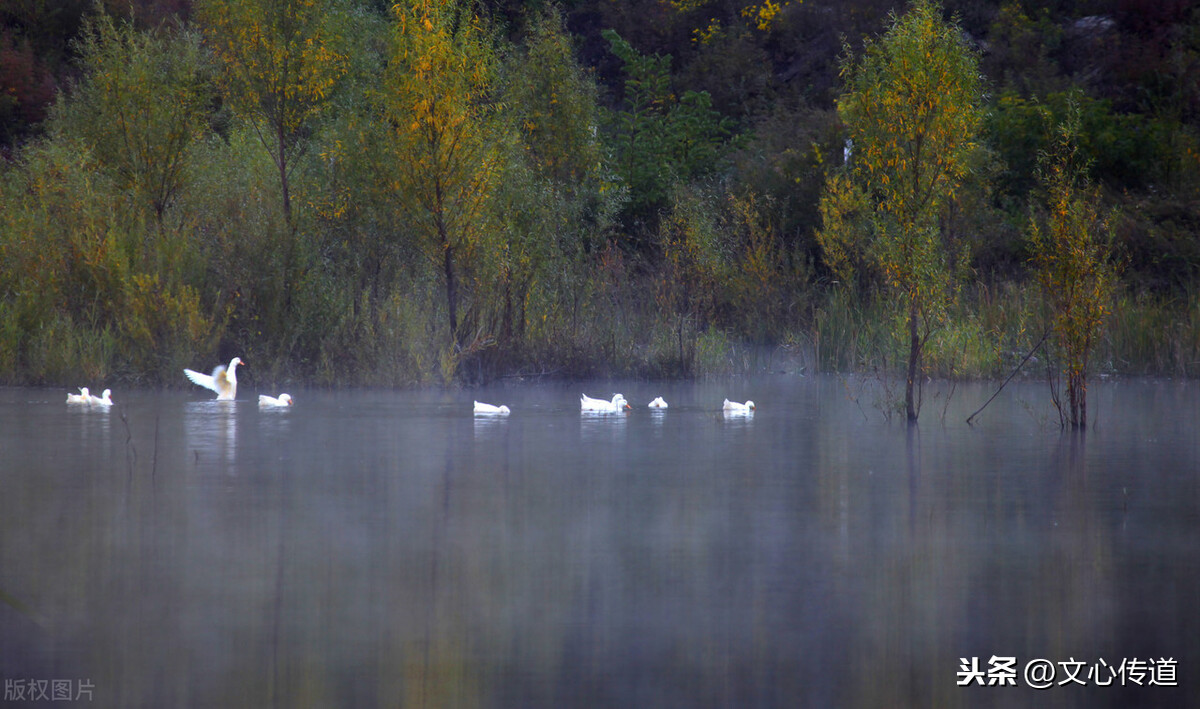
[[1, 376, 1198, 707]]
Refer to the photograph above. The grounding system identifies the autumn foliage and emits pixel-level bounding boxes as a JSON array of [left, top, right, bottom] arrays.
[[1030, 106, 1116, 429], [0, 0, 1198, 389], [818, 0, 984, 421]]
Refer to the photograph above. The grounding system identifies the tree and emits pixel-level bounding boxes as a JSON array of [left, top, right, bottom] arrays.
[[603, 28, 733, 227], [504, 7, 605, 189], [381, 0, 499, 349], [1030, 105, 1115, 430], [198, 0, 347, 223], [53, 12, 210, 224], [817, 0, 984, 422], [489, 7, 613, 346], [0, 28, 58, 146]]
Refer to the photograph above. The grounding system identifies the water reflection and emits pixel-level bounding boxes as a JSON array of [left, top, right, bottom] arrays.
[[256, 399, 292, 437], [472, 412, 511, 440], [721, 408, 754, 431], [184, 400, 238, 471], [649, 408, 666, 431], [65, 396, 113, 441], [579, 410, 629, 441], [1, 379, 1198, 707]]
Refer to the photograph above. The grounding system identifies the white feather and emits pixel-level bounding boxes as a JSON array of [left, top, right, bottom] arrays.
[[259, 393, 293, 407], [474, 401, 510, 415], [184, 357, 242, 400], [722, 398, 755, 414], [581, 393, 630, 413]]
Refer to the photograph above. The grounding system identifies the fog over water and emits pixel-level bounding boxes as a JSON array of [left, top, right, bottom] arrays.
[[1, 376, 1197, 707]]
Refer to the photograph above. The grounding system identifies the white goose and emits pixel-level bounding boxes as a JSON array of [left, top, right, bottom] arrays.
[[474, 401, 510, 415], [259, 393, 293, 407], [723, 399, 755, 414], [66, 387, 91, 404], [184, 356, 243, 400], [581, 393, 630, 413], [89, 389, 113, 406], [648, 396, 668, 408]]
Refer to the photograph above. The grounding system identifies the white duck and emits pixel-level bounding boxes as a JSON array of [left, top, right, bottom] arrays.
[[648, 396, 668, 408], [66, 387, 91, 404], [184, 356, 243, 400], [723, 399, 755, 413], [581, 393, 630, 413], [258, 393, 293, 407], [474, 401, 510, 415], [89, 388, 113, 406]]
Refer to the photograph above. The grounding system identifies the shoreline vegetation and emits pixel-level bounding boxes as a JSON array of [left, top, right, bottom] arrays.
[[2, 1, 1199, 410]]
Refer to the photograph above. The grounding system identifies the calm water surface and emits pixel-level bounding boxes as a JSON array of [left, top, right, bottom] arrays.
[[1, 376, 1198, 707]]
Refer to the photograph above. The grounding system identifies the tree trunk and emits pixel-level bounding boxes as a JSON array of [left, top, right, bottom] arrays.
[[279, 162, 291, 223], [443, 241, 458, 345], [277, 122, 292, 224], [1080, 374, 1087, 429], [433, 177, 457, 346], [502, 275, 513, 343], [905, 296, 920, 422], [1068, 370, 1087, 429]]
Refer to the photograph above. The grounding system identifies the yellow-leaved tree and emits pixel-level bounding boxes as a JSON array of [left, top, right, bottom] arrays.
[[198, 0, 347, 223], [1030, 104, 1115, 429], [382, 0, 499, 352], [56, 12, 210, 225], [817, 0, 984, 422]]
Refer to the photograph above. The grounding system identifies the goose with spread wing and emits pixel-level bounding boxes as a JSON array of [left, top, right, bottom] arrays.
[[184, 357, 243, 400]]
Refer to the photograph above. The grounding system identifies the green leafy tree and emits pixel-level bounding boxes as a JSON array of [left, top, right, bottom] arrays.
[[0, 138, 216, 383], [983, 1, 1065, 99], [817, 0, 984, 422], [488, 7, 614, 347], [1030, 106, 1116, 430], [603, 28, 733, 225], [53, 13, 211, 224], [198, 0, 347, 223], [505, 7, 606, 188], [382, 0, 499, 350]]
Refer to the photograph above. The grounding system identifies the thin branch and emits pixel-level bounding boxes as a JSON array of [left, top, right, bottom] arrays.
[[967, 328, 1051, 426]]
